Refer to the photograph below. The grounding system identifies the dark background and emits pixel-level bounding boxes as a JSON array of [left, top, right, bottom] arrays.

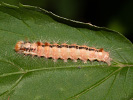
[[0, 0, 133, 42]]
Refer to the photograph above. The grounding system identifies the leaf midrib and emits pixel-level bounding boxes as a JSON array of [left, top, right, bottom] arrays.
[[0, 56, 133, 78]]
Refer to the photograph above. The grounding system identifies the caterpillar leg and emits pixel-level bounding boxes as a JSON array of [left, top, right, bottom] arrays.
[[73, 59, 77, 62], [64, 59, 67, 62], [53, 59, 57, 62], [83, 60, 87, 63]]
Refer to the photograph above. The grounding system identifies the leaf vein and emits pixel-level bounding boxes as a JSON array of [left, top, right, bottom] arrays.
[[0, 58, 24, 71], [68, 67, 123, 99], [103, 71, 118, 100], [0, 10, 36, 39], [0, 74, 25, 98], [0, 28, 25, 37]]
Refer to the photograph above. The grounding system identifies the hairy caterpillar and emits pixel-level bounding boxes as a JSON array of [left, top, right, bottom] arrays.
[[15, 41, 112, 65]]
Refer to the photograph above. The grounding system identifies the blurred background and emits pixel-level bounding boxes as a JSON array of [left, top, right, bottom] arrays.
[[0, 0, 133, 42]]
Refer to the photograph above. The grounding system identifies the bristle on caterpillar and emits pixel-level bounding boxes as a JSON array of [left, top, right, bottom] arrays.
[[15, 41, 112, 66]]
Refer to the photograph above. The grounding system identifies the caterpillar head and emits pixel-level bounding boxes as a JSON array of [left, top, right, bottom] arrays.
[[15, 41, 24, 52]]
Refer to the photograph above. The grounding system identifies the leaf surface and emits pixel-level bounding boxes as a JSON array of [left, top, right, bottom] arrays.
[[0, 3, 133, 100]]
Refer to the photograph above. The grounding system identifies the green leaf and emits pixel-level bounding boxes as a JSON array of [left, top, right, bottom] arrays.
[[0, 3, 133, 100]]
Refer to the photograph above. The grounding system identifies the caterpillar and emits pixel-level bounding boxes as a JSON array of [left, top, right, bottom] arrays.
[[15, 41, 112, 66]]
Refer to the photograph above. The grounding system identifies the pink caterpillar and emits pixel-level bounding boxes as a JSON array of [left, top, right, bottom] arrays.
[[15, 41, 112, 65]]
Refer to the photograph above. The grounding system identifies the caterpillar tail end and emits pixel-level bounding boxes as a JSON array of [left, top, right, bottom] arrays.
[[106, 58, 112, 66]]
